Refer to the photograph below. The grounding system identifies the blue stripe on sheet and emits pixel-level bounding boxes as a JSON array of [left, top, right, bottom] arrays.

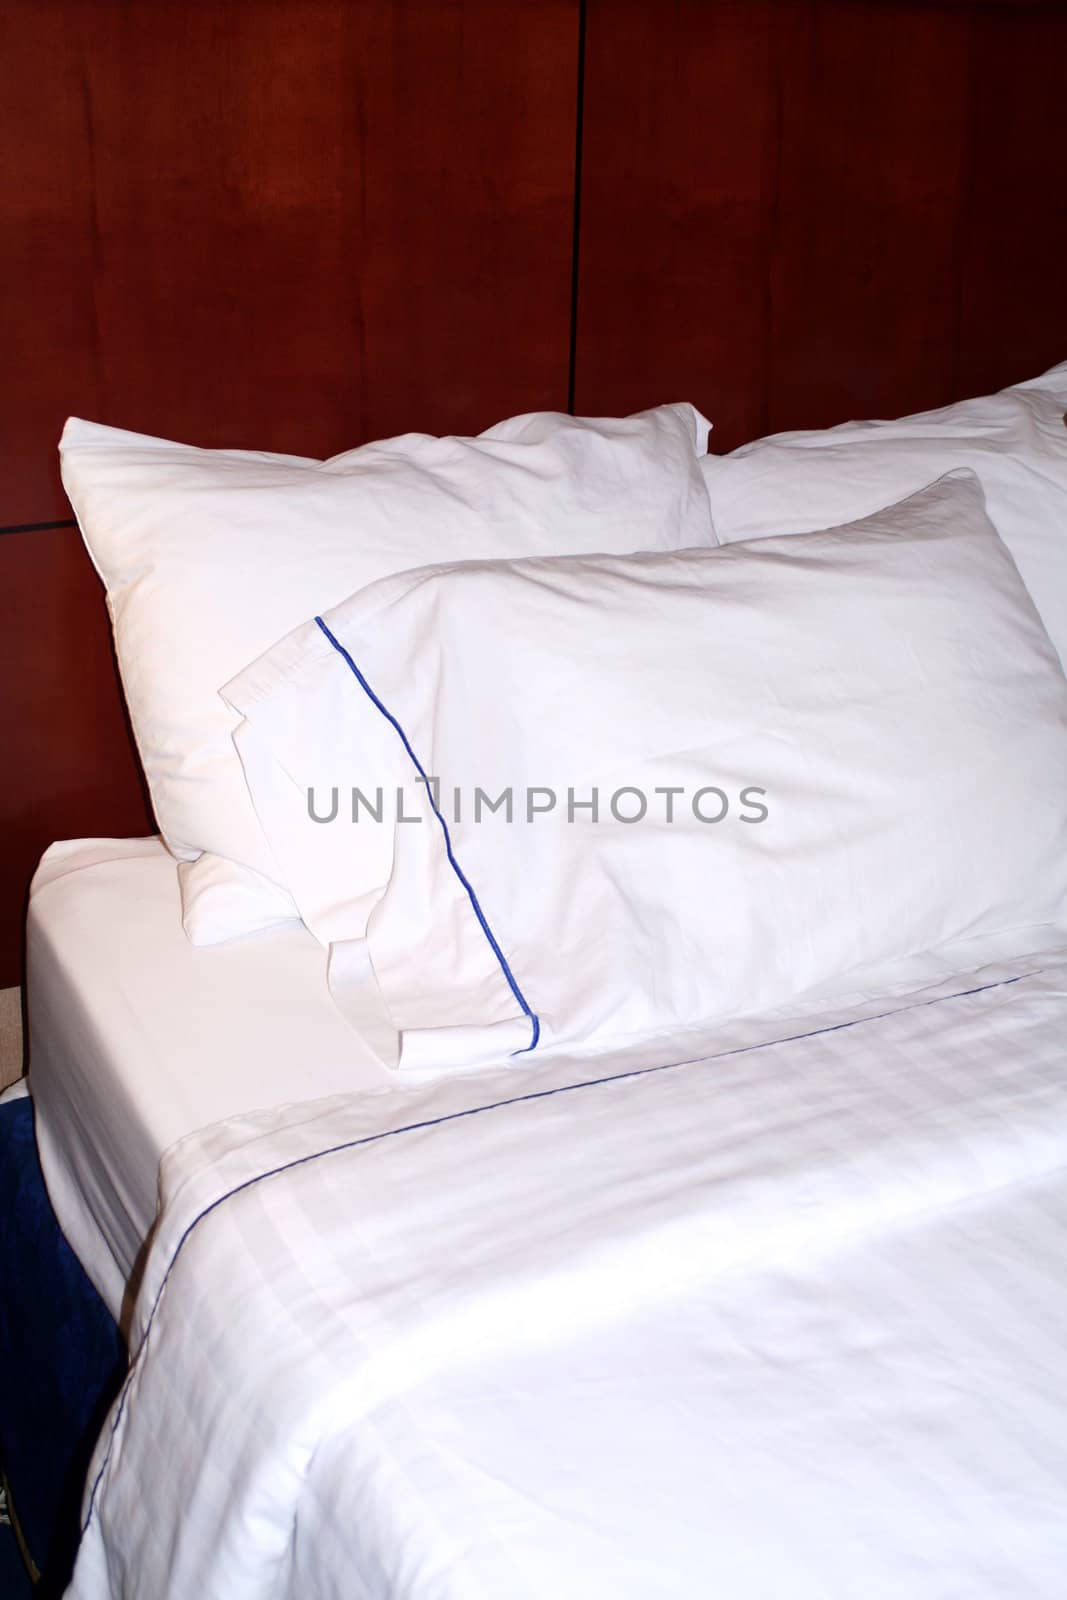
[[314, 613, 540, 1057], [82, 965, 1037, 1536]]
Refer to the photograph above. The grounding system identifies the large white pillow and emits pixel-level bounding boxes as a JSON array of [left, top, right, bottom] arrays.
[[701, 361, 1067, 665], [60, 404, 714, 944], [225, 472, 1067, 1072]]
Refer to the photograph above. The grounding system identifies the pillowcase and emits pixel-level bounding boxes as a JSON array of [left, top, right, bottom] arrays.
[[700, 361, 1067, 665], [224, 471, 1067, 1072], [60, 404, 714, 945]]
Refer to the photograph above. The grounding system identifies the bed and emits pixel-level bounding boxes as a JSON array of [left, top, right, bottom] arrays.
[[4, 6, 1067, 1593], [5, 368, 1067, 1597], [19, 846, 1067, 1597]]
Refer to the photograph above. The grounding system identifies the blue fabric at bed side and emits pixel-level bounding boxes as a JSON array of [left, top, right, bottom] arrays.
[[0, 1096, 125, 1589]]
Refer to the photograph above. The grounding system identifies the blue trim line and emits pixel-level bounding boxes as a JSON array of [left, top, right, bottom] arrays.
[[314, 614, 540, 1055]]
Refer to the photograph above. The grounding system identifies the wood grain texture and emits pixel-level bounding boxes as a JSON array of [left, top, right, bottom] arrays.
[[574, 0, 1067, 449], [574, 0, 780, 449], [0, 528, 154, 984], [0, 0, 579, 985], [0, 0, 579, 525], [955, 3, 1067, 396]]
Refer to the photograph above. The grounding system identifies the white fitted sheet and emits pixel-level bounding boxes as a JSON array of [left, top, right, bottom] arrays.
[[27, 837, 389, 1324]]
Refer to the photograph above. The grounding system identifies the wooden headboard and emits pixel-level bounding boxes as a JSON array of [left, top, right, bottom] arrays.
[[3, 0, 1066, 985]]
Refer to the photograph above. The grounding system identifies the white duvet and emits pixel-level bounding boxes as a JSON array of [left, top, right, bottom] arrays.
[[70, 950, 1067, 1598]]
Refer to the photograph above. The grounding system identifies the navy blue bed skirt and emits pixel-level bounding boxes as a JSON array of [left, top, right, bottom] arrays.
[[0, 1095, 125, 1590]]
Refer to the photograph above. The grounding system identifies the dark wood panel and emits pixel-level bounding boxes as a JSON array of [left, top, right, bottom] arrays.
[[0, 528, 154, 985], [0, 0, 579, 525], [763, 1, 971, 433], [0, 5, 102, 526], [956, 4, 1067, 396], [573, 0, 781, 450], [574, 0, 1067, 449]]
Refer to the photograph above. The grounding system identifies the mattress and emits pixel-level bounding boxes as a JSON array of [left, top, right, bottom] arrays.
[[28, 838, 390, 1324], [28, 836, 1067, 1329]]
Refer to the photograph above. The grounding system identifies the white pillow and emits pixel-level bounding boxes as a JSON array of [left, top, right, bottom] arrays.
[[60, 404, 714, 945], [224, 472, 1067, 1072], [701, 361, 1067, 665]]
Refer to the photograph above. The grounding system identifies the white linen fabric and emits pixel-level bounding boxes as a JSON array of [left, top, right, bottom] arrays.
[[29, 838, 1067, 1324], [59, 404, 713, 946], [701, 360, 1067, 665], [71, 950, 1067, 1598], [27, 839, 390, 1322], [226, 472, 1067, 1071]]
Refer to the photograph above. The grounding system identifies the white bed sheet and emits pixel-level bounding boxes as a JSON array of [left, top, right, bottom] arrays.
[[27, 835, 1067, 1332], [27, 837, 390, 1324]]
